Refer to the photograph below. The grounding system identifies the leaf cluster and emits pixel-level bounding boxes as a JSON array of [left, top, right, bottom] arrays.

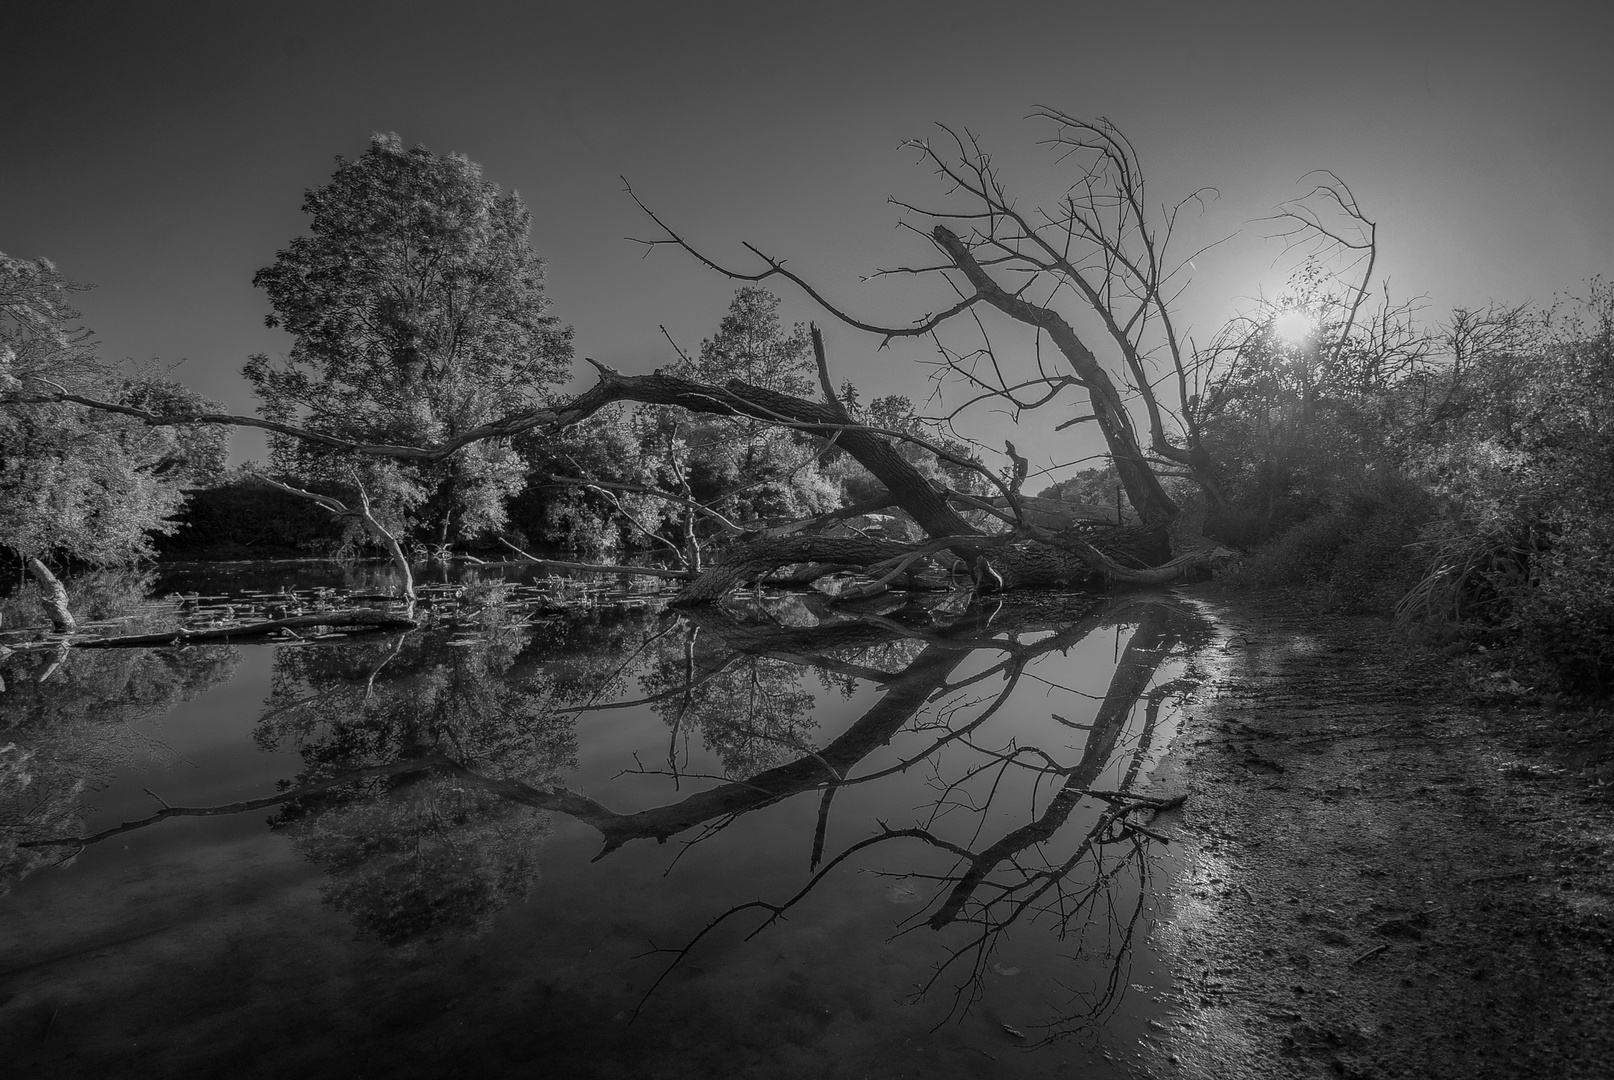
[[1, 253, 228, 564]]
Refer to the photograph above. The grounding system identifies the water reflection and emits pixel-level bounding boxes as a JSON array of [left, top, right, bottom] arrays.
[[0, 641, 237, 889], [255, 618, 583, 946], [617, 595, 1201, 1040], [2, 574, 1209, 1071]]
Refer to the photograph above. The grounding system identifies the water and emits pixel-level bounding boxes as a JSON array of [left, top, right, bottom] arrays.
[[0, 562, 1210, 1078]]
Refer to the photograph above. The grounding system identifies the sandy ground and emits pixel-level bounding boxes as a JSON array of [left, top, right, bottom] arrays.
[[1141, 592, 1614, 1079]]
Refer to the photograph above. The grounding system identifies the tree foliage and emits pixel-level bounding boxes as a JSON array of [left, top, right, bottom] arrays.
[[1, 253, 226, 565], [245, 133, 573, 546], [513, 288, 844, 561], [649, 287, 837, 529]]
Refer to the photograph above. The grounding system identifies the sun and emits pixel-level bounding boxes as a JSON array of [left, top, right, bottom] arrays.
[[1271, 309, 1318, 347]]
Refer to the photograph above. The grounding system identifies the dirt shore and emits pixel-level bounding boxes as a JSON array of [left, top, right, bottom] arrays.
[[1141, 591, 1614, 1080]]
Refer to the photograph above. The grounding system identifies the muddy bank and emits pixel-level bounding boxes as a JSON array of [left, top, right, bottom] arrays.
[[1143, 592, 1614, 1079]]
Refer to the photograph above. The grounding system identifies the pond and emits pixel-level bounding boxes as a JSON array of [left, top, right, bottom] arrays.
[[0, 561, 1212, 1079]]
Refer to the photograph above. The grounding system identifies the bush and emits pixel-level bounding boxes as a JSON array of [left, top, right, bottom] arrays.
[[1226, 473, 1435, 616], [1520, 518, 1614, 692], [1390, 281, 1614, 691], [1229, 513, 1353, 591], [1324, 480, 1436, 614]]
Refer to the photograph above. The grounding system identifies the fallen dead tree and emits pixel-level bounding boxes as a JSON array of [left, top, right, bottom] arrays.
[[15, 357, 1229, 602], [9, 114, 1394, 606]]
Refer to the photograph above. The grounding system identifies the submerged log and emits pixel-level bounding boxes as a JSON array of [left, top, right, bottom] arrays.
[[72, 609, 418, 649]]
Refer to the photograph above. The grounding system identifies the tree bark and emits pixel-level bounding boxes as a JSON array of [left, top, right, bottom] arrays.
[[671, 535, 914, 604]]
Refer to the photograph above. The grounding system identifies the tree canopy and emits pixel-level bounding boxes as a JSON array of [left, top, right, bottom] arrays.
[[245, 133, 574, 546], [0, 253, 226, 566]]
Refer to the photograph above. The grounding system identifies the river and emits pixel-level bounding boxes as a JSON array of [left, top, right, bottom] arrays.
[[0, 561, 1209, 1078]]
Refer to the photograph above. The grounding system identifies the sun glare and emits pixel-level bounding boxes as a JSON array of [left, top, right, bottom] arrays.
[[1271, 309, 1317, 347]]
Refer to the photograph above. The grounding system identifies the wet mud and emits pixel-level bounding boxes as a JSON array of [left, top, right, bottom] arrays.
[[1146, 592, 1614, 1079]]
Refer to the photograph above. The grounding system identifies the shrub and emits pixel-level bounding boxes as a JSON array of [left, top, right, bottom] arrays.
[[1227, 472, 1435, 616], [1324, 479, 1436, 614], [1229, 512, 1353, 591], [1520, 518, 1614, 692]]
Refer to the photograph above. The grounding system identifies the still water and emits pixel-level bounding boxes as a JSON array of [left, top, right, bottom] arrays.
[[1, 562, 1210, 1078]]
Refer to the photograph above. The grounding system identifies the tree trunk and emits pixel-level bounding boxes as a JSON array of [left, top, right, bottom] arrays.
[[26, 557, 75, 632], [931, 226, 1182, 527], [672, 535, 912, 605], [39, 357, 1225, 604], [544, 366, 1227, 602]]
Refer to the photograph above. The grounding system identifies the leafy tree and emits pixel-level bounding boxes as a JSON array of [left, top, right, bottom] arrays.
[[680, 286, 815, 396], [515, 288, 842, 561], [245, 133, 574, 548], [652, 286, 835, 526], [0, 253, 227, 581]]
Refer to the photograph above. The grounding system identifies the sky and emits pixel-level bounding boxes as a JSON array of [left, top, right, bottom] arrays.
[[4, 0, 1611, 479]]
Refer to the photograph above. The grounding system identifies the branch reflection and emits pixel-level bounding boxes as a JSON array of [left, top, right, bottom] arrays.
[[10, 588, 1208, 1042]]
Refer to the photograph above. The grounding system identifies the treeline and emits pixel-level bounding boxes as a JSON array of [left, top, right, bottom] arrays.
[[7, 127, 1613, 693]]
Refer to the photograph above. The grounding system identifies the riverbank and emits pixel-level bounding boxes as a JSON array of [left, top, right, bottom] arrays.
[[1143, 591, 1614, 1079]]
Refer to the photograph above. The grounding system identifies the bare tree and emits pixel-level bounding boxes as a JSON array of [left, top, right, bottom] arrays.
[[630, 110, 1238, 525]]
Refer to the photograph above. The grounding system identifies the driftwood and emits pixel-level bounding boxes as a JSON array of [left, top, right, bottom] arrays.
[[71, 609, 418, 649]]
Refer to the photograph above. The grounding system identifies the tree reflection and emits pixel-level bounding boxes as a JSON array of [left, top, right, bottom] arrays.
[[0, 640, 238, 891], [616, 594, 1204, 1041], [637, 625, 819, 778], [255, 609, 652, 945], [15, 588, 1208, 1042]]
